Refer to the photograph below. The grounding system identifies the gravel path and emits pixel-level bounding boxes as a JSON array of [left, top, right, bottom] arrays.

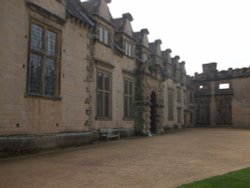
[[1, 128, 250, 188]]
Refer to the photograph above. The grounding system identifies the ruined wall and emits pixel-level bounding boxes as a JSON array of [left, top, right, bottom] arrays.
[[194, 63, 250, 128], [232, 77, 250, 128]]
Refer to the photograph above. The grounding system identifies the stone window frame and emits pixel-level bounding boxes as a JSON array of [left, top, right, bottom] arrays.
[[123, 76, 135, 120], [27, 18, 61, 99], [96, 68, 112, 119]]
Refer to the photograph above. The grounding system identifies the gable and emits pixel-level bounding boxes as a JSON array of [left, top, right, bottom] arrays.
[[143, 34, 149, 48], [123, 19, 133, 37], [98, 0, 113, 22], [156, 43, 162, 57]]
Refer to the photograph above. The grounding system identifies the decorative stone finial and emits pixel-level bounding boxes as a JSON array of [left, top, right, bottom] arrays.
[[174, 55, 180, 60], [166, 48, 172, 53], [155, 39, 162, 44], [105, 0, 111, 4], [141, 28, 149, 35], [122, 13, 133, 21]]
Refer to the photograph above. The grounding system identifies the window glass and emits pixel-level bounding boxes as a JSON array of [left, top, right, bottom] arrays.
[[104, 74, 110, 91], [104, 29, 108, 44], [104, 93, 110, 117], [96, 72, 111, 118], [168, 90, 174, 120], [124, 80, 128, 95], [97, 73, 103, 90], [97, 91, 103, 117], [45, 58, 56, 96], [31, 24, 44, 51], [47, 31, 57, 56], [124, 79, 134, 118], [99, 27, 103, 42], [29, 54, 42, 94]]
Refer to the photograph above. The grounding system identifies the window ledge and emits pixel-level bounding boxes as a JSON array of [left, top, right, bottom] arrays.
[[95, 117, 113, 121], [97, 41, 111, 48], [124, 54, 134, 60], [123, 118, 134, 121], [25, 94, 62, 101]]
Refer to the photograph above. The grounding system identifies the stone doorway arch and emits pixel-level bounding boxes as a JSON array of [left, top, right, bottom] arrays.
[[150, 91, 157, 134]]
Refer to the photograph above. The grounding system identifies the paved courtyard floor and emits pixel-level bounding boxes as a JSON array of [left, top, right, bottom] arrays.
[[1, 128, 250, 188]]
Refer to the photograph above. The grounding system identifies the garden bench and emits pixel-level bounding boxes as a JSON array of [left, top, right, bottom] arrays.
[[99, 128, 120, 141]]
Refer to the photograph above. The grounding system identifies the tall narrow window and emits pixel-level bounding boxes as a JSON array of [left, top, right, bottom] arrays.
[[124, 79, 134, 119], [104, 29, 108, 44], [177, 108, 182, 123], [124, 41, 132, 57], [99, 26, 109, 45], [99, 27, 104, 42], [197, 100, 210, 124], [177, 87, 182, 102], [97, 72, 111, 118], [168, 89, 174, 120], [183, 90, 187, 104], [216, 97, 232, 124], [28, 21, 60, 97]]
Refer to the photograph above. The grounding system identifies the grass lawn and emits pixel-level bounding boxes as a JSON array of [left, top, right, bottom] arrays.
[[178, 167, 250, 188]]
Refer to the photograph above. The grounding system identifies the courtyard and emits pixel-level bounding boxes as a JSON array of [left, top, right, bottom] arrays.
[[1, 128, 250, 188]]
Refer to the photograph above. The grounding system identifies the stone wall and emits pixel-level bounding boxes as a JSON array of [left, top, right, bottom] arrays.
[[0, 0, 193, 155], [232, 77, 250, 128], [0, 1, 94, 147], [193, 63, 250, 128]]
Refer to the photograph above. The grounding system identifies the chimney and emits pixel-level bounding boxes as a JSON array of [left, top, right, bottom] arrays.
[[202, 62, 217, 73]]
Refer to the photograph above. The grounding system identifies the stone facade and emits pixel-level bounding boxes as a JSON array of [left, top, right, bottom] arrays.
[[193, 63, 250, 128], [3, 0, 249, 154], [0, 0, 97, 153]]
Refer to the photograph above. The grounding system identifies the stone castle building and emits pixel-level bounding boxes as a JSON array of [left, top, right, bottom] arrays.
[[0, 0, 249, 154], [193, 63, 250, 128]]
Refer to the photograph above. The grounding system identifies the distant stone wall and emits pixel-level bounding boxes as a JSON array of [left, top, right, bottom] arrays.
[[231, 77, 250, 128], [193, 63, 250, 128]]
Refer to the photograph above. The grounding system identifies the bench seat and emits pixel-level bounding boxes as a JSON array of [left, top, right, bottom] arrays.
[[99, 128, 120, 141]]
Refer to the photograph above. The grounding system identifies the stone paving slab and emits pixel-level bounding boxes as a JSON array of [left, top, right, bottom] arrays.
[[1, 128, 250, 188]]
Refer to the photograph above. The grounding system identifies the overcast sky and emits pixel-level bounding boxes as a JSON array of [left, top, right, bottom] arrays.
[[84, 0, 250, 75]]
